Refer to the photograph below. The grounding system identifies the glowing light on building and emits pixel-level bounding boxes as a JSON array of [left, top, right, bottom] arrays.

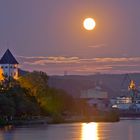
[[0, 68, 4, 81]]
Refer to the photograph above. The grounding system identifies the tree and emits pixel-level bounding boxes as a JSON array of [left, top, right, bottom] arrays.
[[19, 71, 49, 97], [0, 94, 15, 117], [7, 86, 40, 117], [19, 71, 75, 117]]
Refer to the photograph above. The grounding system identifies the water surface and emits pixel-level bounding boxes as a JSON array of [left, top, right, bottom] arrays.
[[0, 120, 140, 140]]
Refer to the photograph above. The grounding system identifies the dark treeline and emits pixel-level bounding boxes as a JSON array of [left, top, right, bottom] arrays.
[[0, 71, 87, 124]]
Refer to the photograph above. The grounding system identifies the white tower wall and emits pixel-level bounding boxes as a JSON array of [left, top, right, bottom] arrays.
[[0, 64, 18, 80]]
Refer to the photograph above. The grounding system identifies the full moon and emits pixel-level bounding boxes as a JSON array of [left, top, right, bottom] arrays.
[[83, 18, 96, 30]]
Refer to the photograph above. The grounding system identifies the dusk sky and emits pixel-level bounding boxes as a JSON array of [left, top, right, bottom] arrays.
[[0, 0, 140, 75]]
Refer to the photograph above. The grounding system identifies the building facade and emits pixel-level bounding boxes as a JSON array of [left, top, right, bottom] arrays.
[[80, 86, 109, 111], [0, 49, 19, 80]]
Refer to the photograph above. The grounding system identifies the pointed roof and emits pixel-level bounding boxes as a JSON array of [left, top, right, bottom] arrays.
[[0, 49, 19, 64]]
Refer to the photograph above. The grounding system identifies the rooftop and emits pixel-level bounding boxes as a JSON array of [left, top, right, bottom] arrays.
[[0, 49, 18, 64]]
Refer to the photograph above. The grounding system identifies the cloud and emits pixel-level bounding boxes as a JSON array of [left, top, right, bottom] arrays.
[[21, 56, 80, 65], [18, 55, 140, 65], [17, 55, 48, 59], [94, 57, 129, 63], [17, 55, 140, 75], [88, 44, 107, 48]]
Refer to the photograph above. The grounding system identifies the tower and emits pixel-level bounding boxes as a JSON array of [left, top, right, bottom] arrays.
[[0, 49, 19, 80]]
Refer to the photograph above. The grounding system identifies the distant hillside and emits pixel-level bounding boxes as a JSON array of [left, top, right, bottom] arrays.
[[48, 73, 140, 98], [19, 70, 140, 98]]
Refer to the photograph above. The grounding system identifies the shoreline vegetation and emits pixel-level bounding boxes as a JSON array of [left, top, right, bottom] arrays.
[[0, 71, 119, 127], [0, 113, 120, 126]]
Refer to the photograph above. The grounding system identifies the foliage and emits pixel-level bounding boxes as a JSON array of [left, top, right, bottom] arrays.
[[0, 71, 76, 122], [19, 71, 75, 116], [39, 88, 73, 115], [0, 85, 40, 119], [19, 71, 48, 97]]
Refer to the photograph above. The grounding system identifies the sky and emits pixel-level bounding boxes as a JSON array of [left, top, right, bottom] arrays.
[[0, 0, 140, 75]]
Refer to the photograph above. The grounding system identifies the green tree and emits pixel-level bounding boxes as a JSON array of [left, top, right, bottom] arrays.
[[19, 71, 75, 117], [0, 94, 15, 117], [19, 71, 49, 97]]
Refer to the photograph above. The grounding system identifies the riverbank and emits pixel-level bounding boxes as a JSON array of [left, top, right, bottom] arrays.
[[63, 114, 119, 123], [0, 117, 51, 126], [0, 111, 120, 126]]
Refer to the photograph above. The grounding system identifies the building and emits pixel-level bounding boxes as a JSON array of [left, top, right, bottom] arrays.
[[80, 86, 109, 110], [111, 96, 140, 110], [0, 49, 19, 80]]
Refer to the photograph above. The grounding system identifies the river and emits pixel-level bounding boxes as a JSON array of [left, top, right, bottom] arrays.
[[0, 120, 140, 140]]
